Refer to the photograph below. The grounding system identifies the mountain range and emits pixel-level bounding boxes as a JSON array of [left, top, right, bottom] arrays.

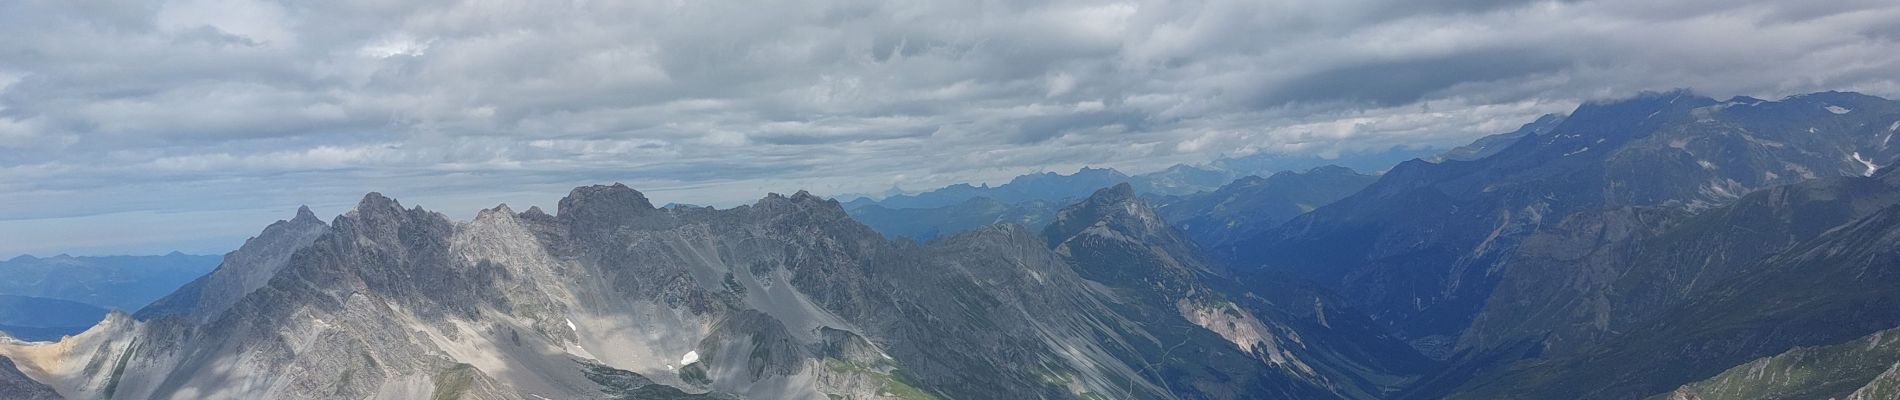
[[0, 253, 219, 341], [844, 164, 1384, 244], [0, 183, 1419, 399], [5, 90, 1900, 399]]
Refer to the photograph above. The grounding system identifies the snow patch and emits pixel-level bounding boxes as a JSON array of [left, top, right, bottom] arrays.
[[1853, 152, 1879, 177], [1698, 160, 1716, 170], [1563, 147, 1590, 157], [680, 350, 700, 366], [1826, 105, 1851, 114], [565, 318, 577, 332]]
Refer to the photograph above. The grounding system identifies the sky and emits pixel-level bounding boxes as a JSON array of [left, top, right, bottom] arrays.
[[3, 0, 1900, 257]]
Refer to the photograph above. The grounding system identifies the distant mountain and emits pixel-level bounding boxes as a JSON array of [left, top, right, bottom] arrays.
[[1208, 90, 1900, 397], [838, 166, 1198, 241], [846, 165, 1384, 243], [842, 146, 1437, 212], [1428, 113, 1566, 162], [0, 185, 1403, 399], [1128, 164, 1245, 195], [1210, 146, 1436, 177], [1153, 166, 1378, 246], [844, 166, 1138, 209], [0, 252, 220, 312], [846, 197, 1059, 241], [0, 295, 110, 341], [1228, 91, 1900, 352]]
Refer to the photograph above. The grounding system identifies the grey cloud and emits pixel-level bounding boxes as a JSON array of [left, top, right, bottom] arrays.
[[1255, 48, 1572, 107], [1, 0, 1899, 256]]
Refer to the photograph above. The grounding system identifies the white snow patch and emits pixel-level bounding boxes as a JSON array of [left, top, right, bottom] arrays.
[[570, 344, 596, 359], [1826, 105, 1851, 114], [1809, 127, 1818, 134], [1563, 147, 1590, 157], [1853, 152, 1879, 176], [1889, 120, 1899, 132], [565, 318, 577, 331], [680, 350, 700, 366], [1698, 160, 1716, 170]]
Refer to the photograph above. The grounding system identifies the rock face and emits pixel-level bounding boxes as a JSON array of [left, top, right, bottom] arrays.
[[136, 206, 330, 322], [1045, 184, 1433, 399], [0, 184, 1368, 399], [1447, 166, 1900, 399], [0, 355, 60, 400], [1657, 325, 1900, 400]]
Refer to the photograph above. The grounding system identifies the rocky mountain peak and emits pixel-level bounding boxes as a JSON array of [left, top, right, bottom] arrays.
[[1302, 164, 1354, 176], [292, 205, 319, 223], [751, 190, 848, 216], [557, 183, 655, 220], [350, 192, 406, 218], [1043, 183, 1166, 248], [1093, 182, 1138, 202], [476, 203, 517, 220], [135, 202, 335, 321]]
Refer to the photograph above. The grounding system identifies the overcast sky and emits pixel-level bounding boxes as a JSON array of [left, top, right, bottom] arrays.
[[4, 0, 1900, 257]]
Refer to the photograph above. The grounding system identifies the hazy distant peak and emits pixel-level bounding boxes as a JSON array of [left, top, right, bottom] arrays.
[[1094, 182, 1138, 202]]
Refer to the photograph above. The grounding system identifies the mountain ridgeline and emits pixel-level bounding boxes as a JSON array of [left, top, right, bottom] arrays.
[[846, 166, 1379, 245], [1220, 90, 1900, 398], [5, 89, 1900, 399], [0, 183, 1416, 399]]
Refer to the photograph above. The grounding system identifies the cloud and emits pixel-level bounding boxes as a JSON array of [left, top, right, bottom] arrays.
[[1, 0, 1898, 255]]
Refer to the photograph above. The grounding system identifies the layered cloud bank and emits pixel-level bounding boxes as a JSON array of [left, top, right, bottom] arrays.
[[2, 0, 1899, 255]]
